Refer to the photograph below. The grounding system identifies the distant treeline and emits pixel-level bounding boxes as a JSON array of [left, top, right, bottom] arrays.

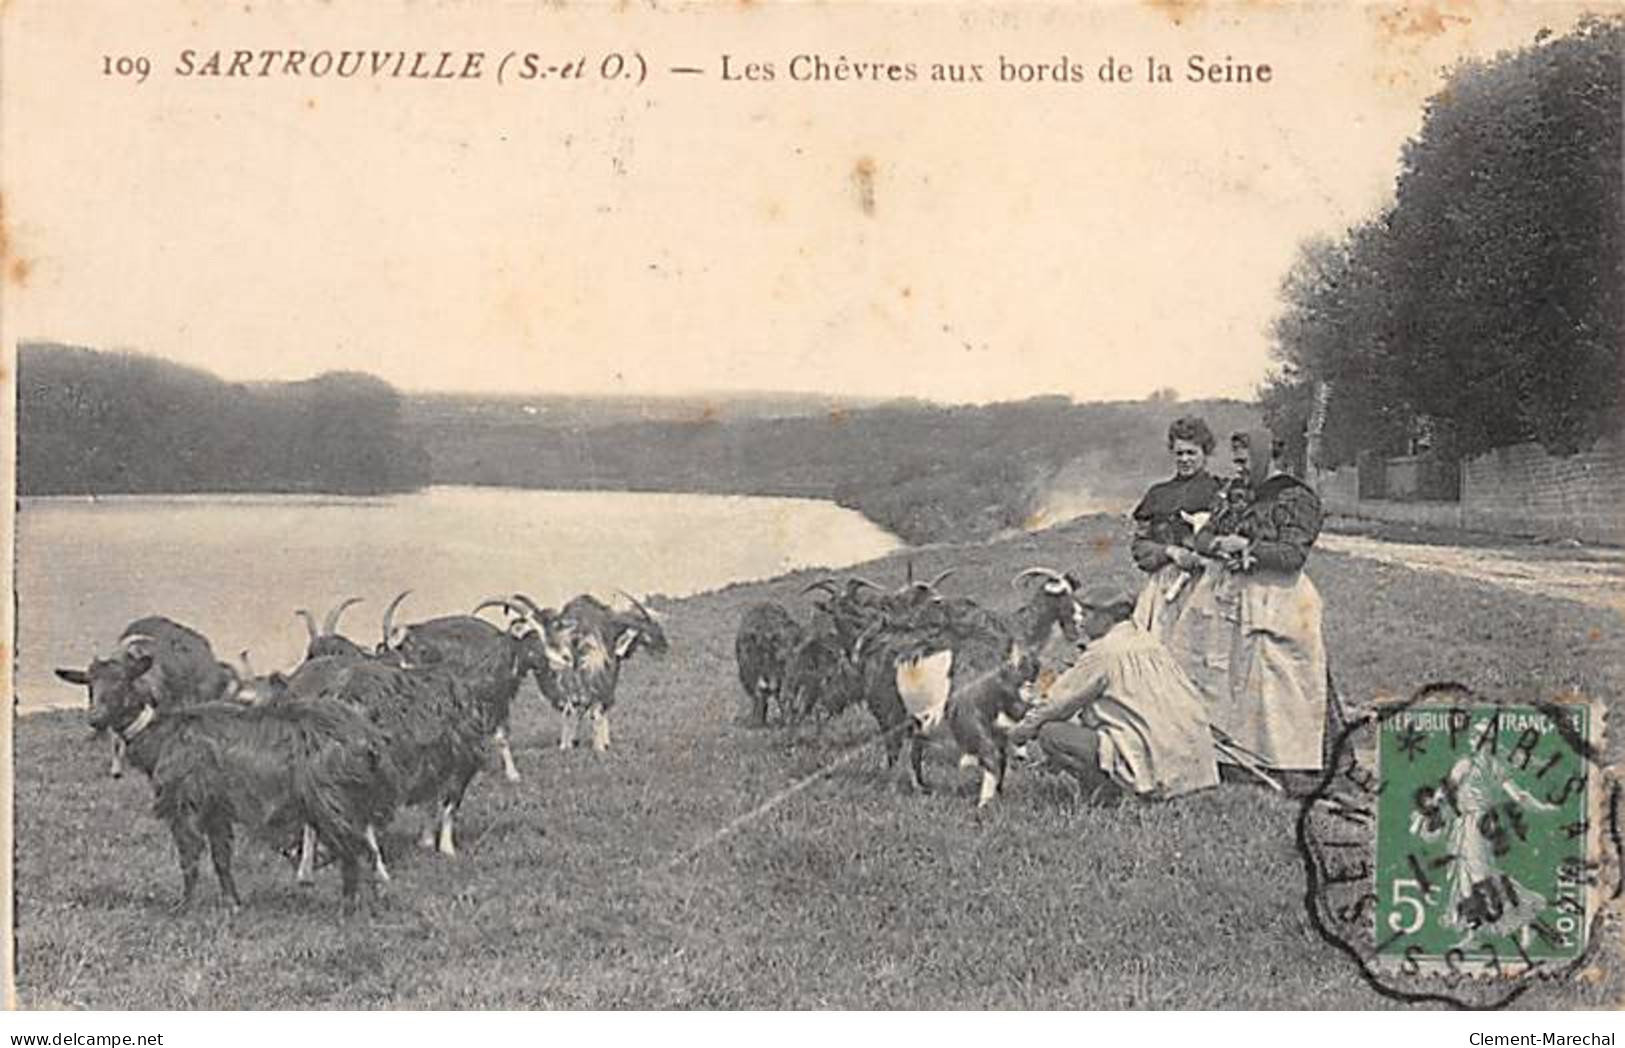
[[19, 343, 430, 496], [16, 342, 1261, 542], [409, 395, 1262, 544]]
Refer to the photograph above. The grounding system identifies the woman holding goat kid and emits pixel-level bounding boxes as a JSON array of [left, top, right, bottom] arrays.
[[1196, 428, 1329, 786], [1124, 420, 1331, 791], [1128, 415, 1233, 712]]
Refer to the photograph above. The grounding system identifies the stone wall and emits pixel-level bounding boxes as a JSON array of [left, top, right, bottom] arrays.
[[1315, 435, 1623, 545]]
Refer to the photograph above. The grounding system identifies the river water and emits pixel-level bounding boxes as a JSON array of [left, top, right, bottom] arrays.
[[15, 486, 902, 713]]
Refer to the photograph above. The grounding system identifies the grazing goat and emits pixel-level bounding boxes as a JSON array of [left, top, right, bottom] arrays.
[[378, 592, 573, 782], [296, 596, 371, 661], [56, 617, 241, 778], [734, 602, 805, 726], [538, 591, 668, 753], [85, 676, 397, 915], [805, 568, 957, 772], [781, 630, 864, 731]]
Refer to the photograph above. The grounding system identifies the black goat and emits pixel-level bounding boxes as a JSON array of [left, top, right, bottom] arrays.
[[781, 630, 864, 731], [264, 593, 568, 881], [909, 649, 1041, 807], [815, 566, 1081, 788], [735, 602, 805, 726], [86, 677, 397, 916], [56, 617, 241, 778], [377, 592, 573, 782], [287, 655, 491, 858]]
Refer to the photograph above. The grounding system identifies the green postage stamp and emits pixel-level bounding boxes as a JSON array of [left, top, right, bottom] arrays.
[[1299, 683, 1618, 1007], [1374, 698, 1597, 974]]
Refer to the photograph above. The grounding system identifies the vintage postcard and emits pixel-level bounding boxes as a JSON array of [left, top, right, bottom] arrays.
[[2, 0, 1621, 1019]]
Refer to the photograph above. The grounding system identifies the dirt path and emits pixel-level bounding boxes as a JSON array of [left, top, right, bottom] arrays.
[[1318, 532, 1625, 612]]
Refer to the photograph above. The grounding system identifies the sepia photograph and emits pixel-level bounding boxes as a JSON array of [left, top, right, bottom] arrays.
[[2, 0, 1621, 1019]]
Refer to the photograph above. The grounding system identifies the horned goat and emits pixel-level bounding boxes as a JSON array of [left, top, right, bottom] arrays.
[[56, 617, 242, 778], [377, 591, 573, 782], [86, 675, 397, 916], [535, 591, 668, 753]]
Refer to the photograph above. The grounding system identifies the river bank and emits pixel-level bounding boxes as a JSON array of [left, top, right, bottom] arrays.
[[15, 512, 1623, 1008]]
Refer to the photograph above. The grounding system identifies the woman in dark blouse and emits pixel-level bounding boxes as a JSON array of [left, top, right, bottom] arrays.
[[1128, 417, 1229, 707], [1129, 416, 1222, 579], [1198, 428, 1329, 773]]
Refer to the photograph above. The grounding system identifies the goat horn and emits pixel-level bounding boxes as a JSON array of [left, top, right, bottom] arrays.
[[239, 649, 255, 677], [120, 633, 156, 651], [322, 596, 364, 637], [926, 569, 956, 590], [906, 559, 915, 585], [801, 579, 840, 595], [380, 590, 412, 647], [616, 589, 658, 622], [295, 609, 319, 642], [1012, 567, 1066, 590], [473, 595, 519, 619], [847, 576, 885, 593], [509, 593, 547, 619]]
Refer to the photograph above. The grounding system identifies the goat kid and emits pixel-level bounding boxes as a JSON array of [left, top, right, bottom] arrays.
[[906, 649, 1041, 808]]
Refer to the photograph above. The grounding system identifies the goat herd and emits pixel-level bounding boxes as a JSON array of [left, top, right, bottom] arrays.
[[52, 589, 667, 916], [51, 564, 1083, 919], [738, 563, 1087, 806]]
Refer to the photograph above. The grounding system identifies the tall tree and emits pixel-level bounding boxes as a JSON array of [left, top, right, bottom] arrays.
[[1268, 16, 1622, 462]]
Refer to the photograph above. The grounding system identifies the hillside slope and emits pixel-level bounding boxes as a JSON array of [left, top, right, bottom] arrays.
[[410, 395, 1262, 543]]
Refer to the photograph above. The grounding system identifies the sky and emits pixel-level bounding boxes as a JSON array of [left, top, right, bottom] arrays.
[[0, 0, 1600, 404]]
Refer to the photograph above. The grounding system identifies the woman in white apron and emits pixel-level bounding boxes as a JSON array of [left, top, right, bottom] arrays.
[[1201, 428, 1329, 773]]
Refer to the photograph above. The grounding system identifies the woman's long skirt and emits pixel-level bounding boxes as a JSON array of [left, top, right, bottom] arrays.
[[1220, 568, 1328, 771], [1132, 561, 1239, 725]]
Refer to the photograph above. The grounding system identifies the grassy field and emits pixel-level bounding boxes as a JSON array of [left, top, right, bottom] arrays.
[[15, 514, 1625, 1009]]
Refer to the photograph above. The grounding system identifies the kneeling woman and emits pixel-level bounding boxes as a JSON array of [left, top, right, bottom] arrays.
[[1008, 584, 1219, 802], [1200, 429, 1328, 774]]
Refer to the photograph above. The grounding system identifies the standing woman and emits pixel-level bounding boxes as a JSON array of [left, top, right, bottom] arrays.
[[1129, 416, 1227, 703], [1202, 429, 1329, 777], [1129, 416, 1222, 629]]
